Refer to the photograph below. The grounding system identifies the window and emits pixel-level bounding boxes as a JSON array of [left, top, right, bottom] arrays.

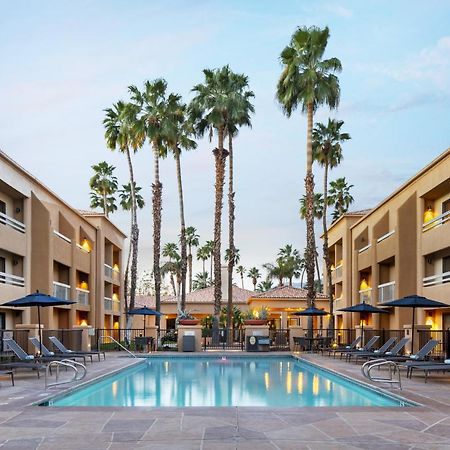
[[0, 257, 5, 281], [0, 201, 5, 224], [443, 256, 450, 283], [443, 199, 450, 214]]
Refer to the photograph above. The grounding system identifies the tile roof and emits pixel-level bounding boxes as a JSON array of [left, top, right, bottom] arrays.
[[250, 285, 328, 300]]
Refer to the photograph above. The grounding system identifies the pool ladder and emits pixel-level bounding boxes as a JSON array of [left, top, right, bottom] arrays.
[[45, 359, 87, 389], [361, 359, 402, 390], [98, 335, 137, 358]]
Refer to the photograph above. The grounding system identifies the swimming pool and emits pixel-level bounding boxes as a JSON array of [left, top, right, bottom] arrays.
[[45, 356, 411, 407]]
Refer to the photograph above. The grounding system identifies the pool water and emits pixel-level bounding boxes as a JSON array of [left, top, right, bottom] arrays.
[[47, 356, 409, 407]]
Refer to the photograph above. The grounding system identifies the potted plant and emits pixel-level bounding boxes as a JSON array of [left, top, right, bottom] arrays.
[[177, 309, 200, 326], [243, 307, 269, 325]]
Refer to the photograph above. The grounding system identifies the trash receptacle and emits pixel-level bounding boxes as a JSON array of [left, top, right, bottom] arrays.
[[246, 335, 259, 352], [183, 335, 196, 352]]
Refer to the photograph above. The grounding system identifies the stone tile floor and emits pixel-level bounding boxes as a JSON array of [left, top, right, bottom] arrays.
[[0, 352, 449, 449]]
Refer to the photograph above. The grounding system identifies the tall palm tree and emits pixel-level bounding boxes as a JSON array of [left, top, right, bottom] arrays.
[[161, 256, 182, 310], [185, 227, 200, 294], [277, 26, 341, 337], [193, 271, 211, 290], [313, 119, 350, 331], [129, 79, 169, 324], [190, 66, 238, 329], [247, 267, 262, 290], [196, 245, 210, 275], [204, 240, 214, 281], [165, 95, 197, 309], [236, 265, 246, 289], [328, 177, 354, 221], [89, 161, 118, 218], [256, 278, 274, 292], [224, 71, 255, 329], [162, 243, 179, 296], [278, 244, 303, 286], [299, 193, 324, 221]]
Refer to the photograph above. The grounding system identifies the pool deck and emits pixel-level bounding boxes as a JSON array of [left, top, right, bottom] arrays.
[[0, 352, 450, 449]]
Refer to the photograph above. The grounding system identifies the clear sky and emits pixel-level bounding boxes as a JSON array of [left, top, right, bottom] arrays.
[[1, 1, 449, 289]]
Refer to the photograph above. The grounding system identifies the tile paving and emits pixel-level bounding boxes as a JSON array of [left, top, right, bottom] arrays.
[[0, 352, 449, 448]]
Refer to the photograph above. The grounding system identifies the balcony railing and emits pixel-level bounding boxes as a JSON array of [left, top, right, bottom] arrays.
[[423, 271, 450, 287], [112, 300, 120, 313], [112, 268, 120, 284], [76, 288, 89, 306], [377, 230, 395, 243], [104, 297, 112, 311], [53, 230, 71, 244], [359, 288, 372, 303], [76, 243, 90, 254], [53, 281, 71, 300], [0, 212, 25, 233], [0, 271, 25, 287], [334, 264, 343, 279], [358, 244, 371, 254], [378, 281, 395, 303], [423, 210, 450, 232], [104, 264, 113, 278]]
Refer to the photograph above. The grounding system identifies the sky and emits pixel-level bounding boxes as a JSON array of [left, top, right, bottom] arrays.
[[1, 0, 450, 289]]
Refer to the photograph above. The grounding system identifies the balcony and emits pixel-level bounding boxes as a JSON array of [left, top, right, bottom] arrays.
[[334, 296, 344, 309], [359, 288, 372, 303], [112, 299, 120, 313], [104, 264, 113, 279], [377, 230, 395, 243], [331, 264, 343, 283], [53, 281, 71, 300], [422, 212, 450, 255], [378, 281, 395, 304], [53, 229, 71, 243], [104, 297, 112, 311], [112, 267, 120, 285], [423, 211, 450, 233], [0, 272, 25, 287], [76, 288, 89, 306], [0, 212, 25, 233], [423, 272, 450, 287], [358, 244, 371, 254]]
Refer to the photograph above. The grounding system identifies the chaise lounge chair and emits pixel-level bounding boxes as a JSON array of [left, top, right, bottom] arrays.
[[378, 339, 439, 364], [347, 337, 397, 362], [322, 336, 362, 357], [341, 336, 380, 360], [365, 337, 410, 361], [0, 339, 47, 378], [406, 359, 450, 382], [49, 336, 106, 361], [29, 338, 89, 364]]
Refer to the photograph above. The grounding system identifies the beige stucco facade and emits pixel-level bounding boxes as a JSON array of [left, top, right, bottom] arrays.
[[0, 151, 125, 332], [325, 148, 450, 332]]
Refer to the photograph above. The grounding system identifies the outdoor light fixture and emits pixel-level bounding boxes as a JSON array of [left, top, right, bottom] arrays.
[[424, 206, 435, 223], [360, 278, 369, 290], [81, 238, 91, 252], [80, 319, 88, 327]]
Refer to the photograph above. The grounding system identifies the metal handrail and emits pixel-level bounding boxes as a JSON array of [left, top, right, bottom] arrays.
[[98, 334, 137, 358], [361, 359, 402, 389], [45, 359, 87, 388]]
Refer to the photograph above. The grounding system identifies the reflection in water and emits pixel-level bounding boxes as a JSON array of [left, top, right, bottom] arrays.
[[52, 357, 402, 408]]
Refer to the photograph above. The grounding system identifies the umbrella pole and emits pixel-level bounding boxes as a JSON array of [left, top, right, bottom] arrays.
[[411, 307, 416, 355], [361, 314, 364, 347], [143, 316, 146, 337], [38, 305, 42, 356]]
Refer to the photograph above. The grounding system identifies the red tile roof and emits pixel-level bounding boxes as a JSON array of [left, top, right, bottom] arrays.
[[250, 285, 327, 300]]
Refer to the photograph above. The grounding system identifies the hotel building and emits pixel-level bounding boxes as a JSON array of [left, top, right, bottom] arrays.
[[0, 151, 125, 331], [325, 148, 450, 332]]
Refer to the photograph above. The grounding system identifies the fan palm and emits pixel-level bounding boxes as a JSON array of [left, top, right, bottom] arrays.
[[256, 278, 274, 292], [129, 79, 169, 322], [193, 271, 211, 291], [196, 245, 210, 275], [162, 243, 179, 297], [204, 240, 214, 281], [328, 177, 354, 221], [277, 26, 341, 325], [278, 245, 303, 286], [313, 119, 350, 330], [161, 256, 182, 310], [89, 161, 118, 217], [236, 265, 246, 289], [247, 267, 262, 290], [185, 226, 200, 294]]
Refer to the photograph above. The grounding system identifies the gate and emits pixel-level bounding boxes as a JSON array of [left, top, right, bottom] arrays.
[[202, 328, 245, 350]]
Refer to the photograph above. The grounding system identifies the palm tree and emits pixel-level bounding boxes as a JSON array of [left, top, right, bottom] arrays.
[[328, 177, 354, 221], [196, 245, 210, 275], [256, 278, 274, 292], [190, 66, 239, 329], [299, 193, 324, 220], [185, 227, 200, 294], [236, 265, 246, 289], [204, 240, 214, 281], [165, 95, 197, 309], [277, 26, 341, 337], [162, 243, 179, 296], [313, 119, 350, 331], [247, 267, 262, 290], [193, 271, 211, 290], [161, 256, 182, 311], [89, 161, 118, 217], [278, 245, 303, 286], [129, 79, 169, 323]]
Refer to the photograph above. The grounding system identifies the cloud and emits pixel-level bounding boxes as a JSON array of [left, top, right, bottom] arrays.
[[324, 3, 353, 18]]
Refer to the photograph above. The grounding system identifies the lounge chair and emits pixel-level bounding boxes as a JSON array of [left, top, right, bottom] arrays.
[[347, 337, 397, 362], [29, 338, 89, 364], [379, 339, 439, 363], [406, 360, 450, 382], [341, 336, 380, 360], [49, 336, 106, 361], [1, 339, 47, 378], [0, 370, 14, 386], [322, 336, 362, 357], [366, 337, 410, 360]]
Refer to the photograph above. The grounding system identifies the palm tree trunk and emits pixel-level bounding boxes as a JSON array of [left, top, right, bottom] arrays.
[[227, 134, 234, 330], [174, 149, 187, 311], [305, 102, 317, 338], [202, 259, 205, 274], [152, 144, 162, 325], [253, 280, 256, 290], [315, 253, 321, 291], [188, 246, 193, 293], [103, 192, 108, 218], [241, 274, 244, 289], [322, 162, 334, 335], [170, 273, 177, 297], [212, 127, 227, 329]]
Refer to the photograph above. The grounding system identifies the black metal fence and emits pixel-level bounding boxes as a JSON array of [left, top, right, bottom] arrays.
[[202, 328, 245, 350], [418, 329, 450, 359], [93, 328, 145, 351], [42, 329, 83, 352], [158, 329, 178, 351], [0, 329, 29, 353], [269, 329, 290, 351]]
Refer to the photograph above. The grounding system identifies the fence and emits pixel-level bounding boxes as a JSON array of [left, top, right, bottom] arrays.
[[42, 329, 83, 352], [269, 329, 290, 351], [418, 329, 450, 359], [158, 329, 178, 351], [202, 328, 245, 350], [0, 329, 29, 353], [93, 328, 145, 351]]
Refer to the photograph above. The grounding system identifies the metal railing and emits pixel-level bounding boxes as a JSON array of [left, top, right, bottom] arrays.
[[42, 329, 83, 352], [53, 229, 71, 243], [202, 328, 245, 350], [76, 243, 90, 253], [104, 264, 113, 278], [0, 329, 29, 353], [112, 299, 120, 313], [423, 210, 450, 232], [45, 359, 87, 388], [362, 359, 402, 389], [358, 243, 371, 253], [76, 288, 89, 306], [92, 328, 146, 351], [104, 297, 112, 311], [417, 329, 450, 359], [378, 281, 395, 303], [377, 230, 395, 243], [97, 335, 136, 358], [0, 271, 25, 287], [423, 272, 450, 287], [0, 212, 25, 233], [53, 281, 71, 300], [112, 269, 120, 285], [359, 288, 372, 303], [269, 329, 290, 351]]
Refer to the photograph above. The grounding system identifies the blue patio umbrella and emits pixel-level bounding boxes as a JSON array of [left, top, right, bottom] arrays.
[[382, 295, 448, 352], [4, 291, 75, 354], [127, 307, 162, 336], [293, 307, 329, 316]]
